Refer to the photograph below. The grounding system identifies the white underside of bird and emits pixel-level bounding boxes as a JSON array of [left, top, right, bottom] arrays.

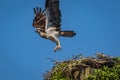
[[46, 27, 61, 51], [37, 27, 61, 52]]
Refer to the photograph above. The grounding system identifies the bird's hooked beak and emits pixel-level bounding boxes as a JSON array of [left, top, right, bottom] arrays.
[[35, 28, 41, 33]]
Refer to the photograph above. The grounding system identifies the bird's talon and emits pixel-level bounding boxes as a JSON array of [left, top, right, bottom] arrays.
[[54, 45, 61, 52]]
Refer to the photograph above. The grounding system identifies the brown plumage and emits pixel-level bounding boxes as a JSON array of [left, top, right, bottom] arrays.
[[60, 31, 76, 37], [33, 7, 46, 32], [32, 0, 76, 52]]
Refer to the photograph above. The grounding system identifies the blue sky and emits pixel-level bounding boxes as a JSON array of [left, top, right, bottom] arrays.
[[0, 0, 120, 80]]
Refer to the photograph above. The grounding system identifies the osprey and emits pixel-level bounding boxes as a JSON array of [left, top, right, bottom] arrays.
[[33, 0, 76, 52]]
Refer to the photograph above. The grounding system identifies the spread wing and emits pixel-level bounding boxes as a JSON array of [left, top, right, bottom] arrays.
[[33, 7, 46, 32], [45, 0, 61, 31]]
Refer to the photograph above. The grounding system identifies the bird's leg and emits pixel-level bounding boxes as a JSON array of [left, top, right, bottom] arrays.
[[54, 41, 61, 52], [49, 35, 61, 52]]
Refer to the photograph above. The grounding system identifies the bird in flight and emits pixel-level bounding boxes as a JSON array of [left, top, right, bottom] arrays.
[[32, 0, 76, 52]]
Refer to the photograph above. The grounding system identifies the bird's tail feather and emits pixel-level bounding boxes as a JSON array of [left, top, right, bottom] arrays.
[[60, 31, 76, 37]]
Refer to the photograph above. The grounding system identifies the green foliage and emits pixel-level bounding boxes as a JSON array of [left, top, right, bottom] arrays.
[[50, 62, 68, 80], [87, 64, 120, 80], [115, 56, 120, 61], [44, 54, 120, 80]]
